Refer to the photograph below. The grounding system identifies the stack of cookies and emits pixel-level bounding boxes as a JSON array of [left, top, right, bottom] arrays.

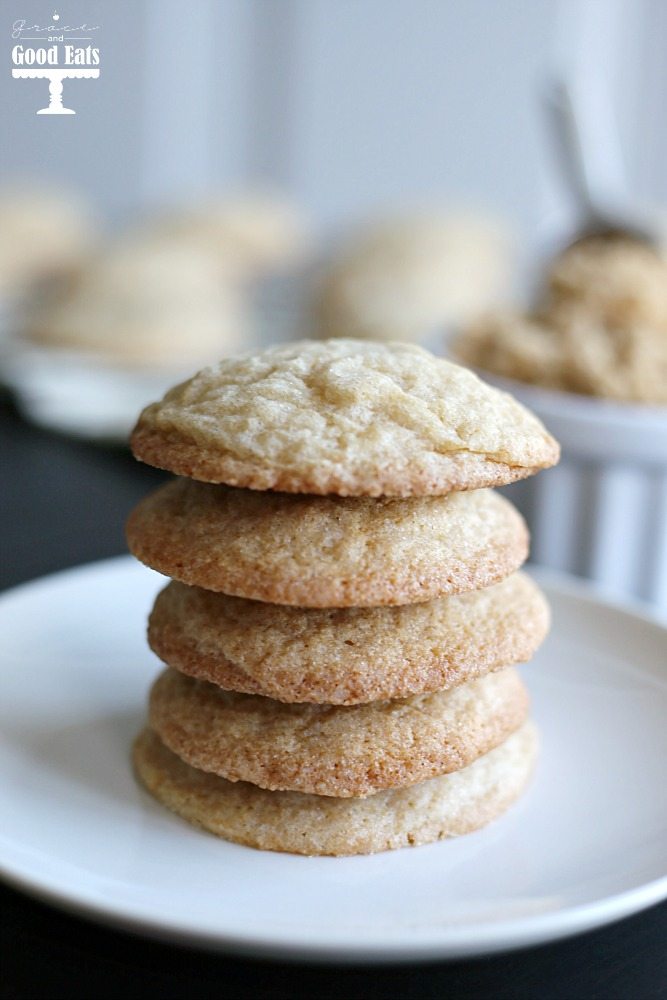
[[126, 339, 559, 856]]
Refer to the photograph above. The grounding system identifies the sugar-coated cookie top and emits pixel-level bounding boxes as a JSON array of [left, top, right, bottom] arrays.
[[131, 338, 559, 495]]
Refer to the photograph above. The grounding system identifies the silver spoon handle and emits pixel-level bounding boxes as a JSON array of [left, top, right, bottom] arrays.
[[544, 77, 597, 221]]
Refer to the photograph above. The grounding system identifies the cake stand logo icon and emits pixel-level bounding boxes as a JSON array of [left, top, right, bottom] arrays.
[[11, 10, 100, 114]]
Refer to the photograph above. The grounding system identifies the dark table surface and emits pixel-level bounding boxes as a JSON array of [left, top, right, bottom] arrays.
[[1, 393, 666, 1000]]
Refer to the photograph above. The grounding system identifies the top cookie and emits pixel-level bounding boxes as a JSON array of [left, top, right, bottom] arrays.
[[130, 339, 559, 496]]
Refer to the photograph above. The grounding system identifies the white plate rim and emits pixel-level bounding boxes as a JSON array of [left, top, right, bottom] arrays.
[[1, 847, 666, 963]]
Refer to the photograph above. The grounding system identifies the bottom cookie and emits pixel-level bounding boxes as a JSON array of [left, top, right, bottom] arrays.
[[133, 721, 538, 856]]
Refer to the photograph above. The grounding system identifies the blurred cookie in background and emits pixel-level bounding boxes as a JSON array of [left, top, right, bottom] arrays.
[[5, 233, 250, 442], [24, 235, 247, 369], [147, 192, 310, 283], [2, 191, 312, 440], [455, 235, 667, 405], [0, 183, 95, 302], [548, 234, 667, 332], [311, 211, 511, 345]]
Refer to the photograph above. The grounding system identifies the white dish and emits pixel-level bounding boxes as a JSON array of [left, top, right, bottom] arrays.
[[0, 557, 666, 962], [478, 372, 667, 612]]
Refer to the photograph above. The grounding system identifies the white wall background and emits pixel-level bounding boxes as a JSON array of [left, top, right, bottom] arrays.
[[3, 0, 666, 248]]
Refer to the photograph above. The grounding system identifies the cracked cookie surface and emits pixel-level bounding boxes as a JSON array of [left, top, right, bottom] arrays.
[[131, 338, 559, 495]]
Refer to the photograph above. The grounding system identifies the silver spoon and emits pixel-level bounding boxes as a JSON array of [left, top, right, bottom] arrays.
[[544, 76, 667, 248]]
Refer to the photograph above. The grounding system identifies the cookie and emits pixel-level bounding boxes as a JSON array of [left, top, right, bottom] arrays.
[[28, 237, 247, 368], [133, 721, 538, 855], [548, 235, 667, 331], [130, 339, 559, 496], [148, 572, 548, 704], [313, 213, 510, 343], [148, 666, 529, 798], [0, 184, 94, 297], [454, 236, 667, 405], [151, 194, 309, 280], [126, 480, 529, 607]]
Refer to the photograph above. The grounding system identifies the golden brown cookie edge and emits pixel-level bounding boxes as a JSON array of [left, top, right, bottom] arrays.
[[131, 424, 557, 497], [147, 574, 549, 703], [126, 488, 529, 607], [147, 666, 530, 797]]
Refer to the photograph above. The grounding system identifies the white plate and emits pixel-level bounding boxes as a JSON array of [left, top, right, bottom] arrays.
[[0, 558, 666, 962]]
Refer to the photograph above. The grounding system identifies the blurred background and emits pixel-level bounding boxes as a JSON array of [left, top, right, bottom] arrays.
[[2, 0, 667, 612], [4, 0, 667, 237]]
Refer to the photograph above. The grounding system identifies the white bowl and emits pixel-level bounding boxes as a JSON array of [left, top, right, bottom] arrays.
[[484, 374, 667, 611]]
